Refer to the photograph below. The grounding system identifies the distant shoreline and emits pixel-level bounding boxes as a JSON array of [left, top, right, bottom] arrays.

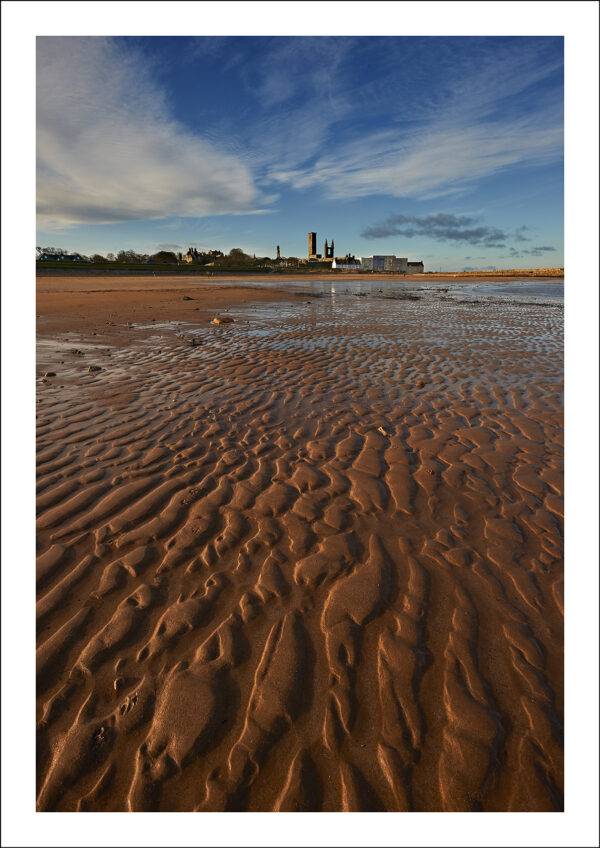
[[36, 267, 564, 281]]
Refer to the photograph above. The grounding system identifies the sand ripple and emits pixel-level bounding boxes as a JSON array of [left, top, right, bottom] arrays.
[[36, 290, 563, 811]]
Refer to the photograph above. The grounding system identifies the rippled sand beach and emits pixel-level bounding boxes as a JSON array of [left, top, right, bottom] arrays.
[[36, 276, 564, 812]]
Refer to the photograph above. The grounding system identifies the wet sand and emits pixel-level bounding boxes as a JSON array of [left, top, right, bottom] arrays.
[[36, 276, 564, 812]]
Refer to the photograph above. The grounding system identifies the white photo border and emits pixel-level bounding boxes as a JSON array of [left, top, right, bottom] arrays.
[[2, 2, 598, 847]]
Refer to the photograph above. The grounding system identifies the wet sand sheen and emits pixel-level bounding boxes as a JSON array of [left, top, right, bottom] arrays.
[[36, 277, 563, 812]]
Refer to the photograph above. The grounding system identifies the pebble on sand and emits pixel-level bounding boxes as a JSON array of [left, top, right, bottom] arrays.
[[88, 365, 102, 372], [211, 316, 235, 325]]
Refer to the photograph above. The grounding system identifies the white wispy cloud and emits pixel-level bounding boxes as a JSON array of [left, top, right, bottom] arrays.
[[37, 38, 264, 228], [267, 113, 563, 201], [258, 38, 563, 202], [37, 37, 563, 229]]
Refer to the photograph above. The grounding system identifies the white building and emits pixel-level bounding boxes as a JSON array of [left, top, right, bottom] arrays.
[[332, 259, 362, 271]]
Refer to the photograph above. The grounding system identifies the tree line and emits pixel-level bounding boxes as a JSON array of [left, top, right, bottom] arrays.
[[36, 246, 302, 267]]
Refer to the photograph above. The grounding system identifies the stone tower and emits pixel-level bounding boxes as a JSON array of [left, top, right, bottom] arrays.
[[276, 245, 281, 260], [308, 232, 317, 258]]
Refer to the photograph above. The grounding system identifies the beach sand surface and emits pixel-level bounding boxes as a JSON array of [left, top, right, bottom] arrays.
[[36, 276, 563, 812]]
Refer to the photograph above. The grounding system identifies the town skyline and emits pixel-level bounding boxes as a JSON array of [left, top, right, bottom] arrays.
[[37, 36, 564, 270]]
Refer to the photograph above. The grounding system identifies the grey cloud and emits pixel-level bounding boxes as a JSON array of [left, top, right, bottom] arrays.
[[361, 213, 509, 247], [504, 245, 557, 258], [513, 225, 531, 243], [528, 245, 556, 254]]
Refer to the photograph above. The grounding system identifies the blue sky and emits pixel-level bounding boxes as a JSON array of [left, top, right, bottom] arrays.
[[36, 36, 563, 270]]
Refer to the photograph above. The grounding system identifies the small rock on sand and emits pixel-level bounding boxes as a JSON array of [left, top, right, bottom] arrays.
[[211, 316, 235, 325], [88, 365, 102, 372], [44, 372, 56, 378], [182, 295, 194, 301]]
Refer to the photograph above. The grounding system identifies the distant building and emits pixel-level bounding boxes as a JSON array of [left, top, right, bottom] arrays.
[[332, 258, 361, 271], [305, 233, 422, 271], [276, 245, 281, 260], [307, 231, 335, 261], [361, 255, 408, 274], [360, 255, 421, 273], [307, 232, 319, 260], [182, 247, 201, 263]]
